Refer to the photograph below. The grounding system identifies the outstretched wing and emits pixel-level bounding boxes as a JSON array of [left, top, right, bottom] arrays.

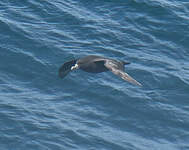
[[59, 59, 77, 78], [104, 60, 142, 86]]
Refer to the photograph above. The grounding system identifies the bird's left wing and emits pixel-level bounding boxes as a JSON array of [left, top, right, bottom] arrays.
[[104, 60, 142, 86], [59, 59, 77, 78]]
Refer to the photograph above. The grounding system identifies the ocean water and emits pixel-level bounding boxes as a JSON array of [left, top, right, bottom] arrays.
[[0, 0, 189, 150]]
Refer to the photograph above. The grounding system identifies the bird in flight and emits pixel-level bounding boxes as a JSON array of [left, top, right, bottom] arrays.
[[59, 55, 142, 86]]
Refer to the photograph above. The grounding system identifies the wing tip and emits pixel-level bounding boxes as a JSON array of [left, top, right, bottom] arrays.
[[124, 77, 142, 87], [135, 81, 142, 87], [120, 72, 142, 87]]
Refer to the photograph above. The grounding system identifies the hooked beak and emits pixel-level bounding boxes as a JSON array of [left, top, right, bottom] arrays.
[[71, 63, 79, 70]]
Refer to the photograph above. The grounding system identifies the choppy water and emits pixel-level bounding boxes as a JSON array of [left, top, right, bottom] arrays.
[[0, 0, 189, 150]]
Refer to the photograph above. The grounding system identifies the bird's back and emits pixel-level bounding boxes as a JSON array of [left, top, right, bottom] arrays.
[[78, 55, 109, 73]]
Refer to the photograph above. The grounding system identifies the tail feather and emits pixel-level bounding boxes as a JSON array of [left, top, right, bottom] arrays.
[[122, 61, 130, 65]]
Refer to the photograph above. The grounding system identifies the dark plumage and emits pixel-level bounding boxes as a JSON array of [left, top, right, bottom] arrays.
[[59, 55, 142, 86]]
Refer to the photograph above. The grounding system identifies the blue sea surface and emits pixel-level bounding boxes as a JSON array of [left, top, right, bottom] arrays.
[[0, 0, 189, 150]]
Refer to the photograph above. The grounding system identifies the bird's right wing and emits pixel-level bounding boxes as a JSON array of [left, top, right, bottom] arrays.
[[59, 59, 77, 78], [104, 60, 142, 86]]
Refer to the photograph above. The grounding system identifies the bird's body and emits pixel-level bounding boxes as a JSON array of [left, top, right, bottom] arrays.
[[59, 55, 142, 86], [77, 55, 109, 73]]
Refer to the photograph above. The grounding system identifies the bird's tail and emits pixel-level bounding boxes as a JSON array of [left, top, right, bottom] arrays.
[[122, 61, 130, 65], [59, 59, 77, 78]]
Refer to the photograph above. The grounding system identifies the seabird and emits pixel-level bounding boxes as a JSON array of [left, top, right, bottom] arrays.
[[59, 55, 142, 86]]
